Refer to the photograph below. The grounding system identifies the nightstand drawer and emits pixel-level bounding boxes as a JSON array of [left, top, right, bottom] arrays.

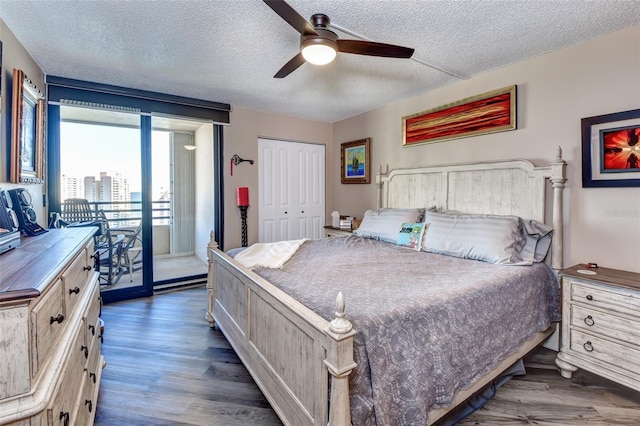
[[570, 304, 640, 344], [571, 281, 640, 317], [569, 328, 640, 373]]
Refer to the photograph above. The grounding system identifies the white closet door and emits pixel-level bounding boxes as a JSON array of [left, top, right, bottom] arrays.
[[258, 138, 325, 243]]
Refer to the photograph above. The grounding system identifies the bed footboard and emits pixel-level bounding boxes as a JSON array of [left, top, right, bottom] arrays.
[[206, 235, 356, 426]]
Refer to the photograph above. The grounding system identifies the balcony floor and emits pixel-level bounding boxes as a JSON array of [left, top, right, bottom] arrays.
[[100, 254, 208, 293]]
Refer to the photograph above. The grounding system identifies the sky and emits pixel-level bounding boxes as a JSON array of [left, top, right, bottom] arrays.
[[60, 122, 170, 200]]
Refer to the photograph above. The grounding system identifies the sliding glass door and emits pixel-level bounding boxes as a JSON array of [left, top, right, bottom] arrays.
[[59, 105, 149, 301], [150, 116, 210, 288], [47, 76, 228, 303]]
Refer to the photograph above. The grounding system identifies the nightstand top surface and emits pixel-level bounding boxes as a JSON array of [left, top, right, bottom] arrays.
[[561, 264, 640, 291]]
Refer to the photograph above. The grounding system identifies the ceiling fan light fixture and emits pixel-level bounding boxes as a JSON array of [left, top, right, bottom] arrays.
[[301, 41, 336, 65]]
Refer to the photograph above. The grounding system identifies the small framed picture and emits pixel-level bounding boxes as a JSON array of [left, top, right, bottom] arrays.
[[341, 138, 370, 184], [581, 109, 640, 187]]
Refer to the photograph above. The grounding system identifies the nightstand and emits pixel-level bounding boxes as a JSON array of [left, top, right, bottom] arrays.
[[555, 264, 640, 393], [324, 226, 353, 238]]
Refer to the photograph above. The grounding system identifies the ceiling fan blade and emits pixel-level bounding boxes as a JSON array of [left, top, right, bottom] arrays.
[[337, 39, 414, 58], [274, 53, 306, 78], [263, 0, 318, 36]]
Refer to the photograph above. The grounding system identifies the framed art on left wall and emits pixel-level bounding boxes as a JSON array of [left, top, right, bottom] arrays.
[[10, 68, 45, 184]]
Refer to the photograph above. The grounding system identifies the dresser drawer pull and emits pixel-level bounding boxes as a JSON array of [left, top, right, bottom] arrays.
[[69, 286, 80, 295], [59, 411, 70, 426], [85, 399, 93, 413], [50, 314, 65, 325], [89, 324, 96, 336], [584, 315, 595, 326], [586, 294, 593, 301], [81, 345, 89, 358], [583, 341, 594, 352], [90, 372, 96, 383], [83, 265, 92, 271]]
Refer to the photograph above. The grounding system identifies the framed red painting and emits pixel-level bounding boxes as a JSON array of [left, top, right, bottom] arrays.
[[582, 108, 640, 187], [402, 85, 517, 147]]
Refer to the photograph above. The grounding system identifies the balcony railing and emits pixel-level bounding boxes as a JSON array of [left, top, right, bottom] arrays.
[[83, 200, 171, 226]]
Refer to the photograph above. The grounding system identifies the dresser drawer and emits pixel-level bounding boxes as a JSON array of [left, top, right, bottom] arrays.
[[569, 328, 640, 373], [62, 248, 93, 317], [31, 280, 66, 377], [83, 282, 101, 351], [76, 336, 103, 426], [571, 304, 640, 345], [570, 280, 640, 317], [47, 323, 87, 426]]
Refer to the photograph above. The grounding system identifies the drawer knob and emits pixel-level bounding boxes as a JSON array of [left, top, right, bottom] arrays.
[[83, 265, 92, 271], [586, 295, 593, 301], [59, 411, 70, 426], [85, 399, 93, 413], [69, 286, 80, 295], [584, 315, 595, 326], [583, 341, 594, 352], [50, 314, 65, 325], [90, 372, 96, 383], [81, 345, 89, 358], [89, 324, 96, 336]]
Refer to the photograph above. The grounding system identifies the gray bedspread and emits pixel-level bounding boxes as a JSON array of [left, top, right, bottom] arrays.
[[254, 236, 560, 425]]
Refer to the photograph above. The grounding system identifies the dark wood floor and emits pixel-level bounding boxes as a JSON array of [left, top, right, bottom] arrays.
[[95, 286, 640, 425]]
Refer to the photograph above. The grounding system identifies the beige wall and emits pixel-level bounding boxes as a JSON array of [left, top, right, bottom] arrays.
[[0, 19, 46, 224], [333, 25, 640, 273], [223, 106, 333, 249]]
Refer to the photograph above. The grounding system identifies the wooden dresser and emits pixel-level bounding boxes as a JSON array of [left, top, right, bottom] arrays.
[[555, 264, 640, 392], [0, 228, 104, 426]]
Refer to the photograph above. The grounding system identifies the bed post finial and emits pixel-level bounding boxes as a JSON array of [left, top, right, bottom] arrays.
[[376, 164, 389, 210], [555, 146, 563, 163], [329, 292, 353, 334], [325, 291, 357, 426], [550, 147, 567, 272]]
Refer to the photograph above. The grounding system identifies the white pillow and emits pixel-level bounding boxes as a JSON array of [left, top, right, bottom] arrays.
[[354, 208, 426, 243], [422, 212, 526, 264]]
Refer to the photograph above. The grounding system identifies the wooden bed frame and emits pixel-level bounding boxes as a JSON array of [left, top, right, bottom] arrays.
[[206, 149, 567, 426]]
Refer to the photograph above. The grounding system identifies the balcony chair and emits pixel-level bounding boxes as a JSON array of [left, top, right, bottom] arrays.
[[117, 222, 142, 282], [60, 198, 124, 286]]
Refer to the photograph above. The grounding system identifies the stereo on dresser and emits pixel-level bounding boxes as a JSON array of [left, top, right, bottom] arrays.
[[0, 188, 21, 253], [8, 188, 48, 236]]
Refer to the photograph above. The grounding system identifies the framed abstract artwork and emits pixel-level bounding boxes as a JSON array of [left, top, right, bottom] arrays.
[[10, 69, 45, 184], [402, 85, 517, 147], [582, 109, 640, 187], [341, 138, 370, 184]]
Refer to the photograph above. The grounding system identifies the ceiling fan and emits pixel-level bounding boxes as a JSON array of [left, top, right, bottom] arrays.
[[263, 0, 415, 78]]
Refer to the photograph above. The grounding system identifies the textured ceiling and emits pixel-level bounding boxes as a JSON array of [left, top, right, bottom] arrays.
[[1, 0, 639, 123]]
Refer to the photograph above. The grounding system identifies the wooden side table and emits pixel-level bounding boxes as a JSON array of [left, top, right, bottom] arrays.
[[324, 226, 353, 238], [555, 264, 640, 392]]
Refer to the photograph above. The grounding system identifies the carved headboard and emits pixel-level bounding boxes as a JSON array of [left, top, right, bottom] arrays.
[[376, 149, 567, 270]]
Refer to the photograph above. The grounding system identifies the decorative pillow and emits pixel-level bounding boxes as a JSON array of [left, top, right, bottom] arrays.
[[422, 212, 526, 265], [396, 222, 427, 251], [353, 208, 426, 243]]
